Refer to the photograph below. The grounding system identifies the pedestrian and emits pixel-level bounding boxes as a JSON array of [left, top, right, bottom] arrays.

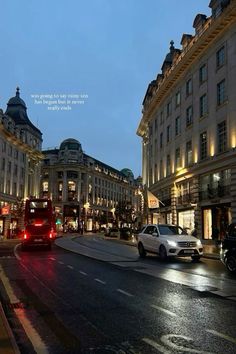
[[211, 226, 220, 246], [191, 222, 198, 238]]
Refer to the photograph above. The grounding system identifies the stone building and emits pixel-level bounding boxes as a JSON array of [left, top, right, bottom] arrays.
[[41, 138, 141, 232], [0, 88, 43, 238], [137, 0, 236, 240]]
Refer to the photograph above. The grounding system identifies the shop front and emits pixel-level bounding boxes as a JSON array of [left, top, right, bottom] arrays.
[[202, 203, 231, 240], [177, 209, 195, 234]]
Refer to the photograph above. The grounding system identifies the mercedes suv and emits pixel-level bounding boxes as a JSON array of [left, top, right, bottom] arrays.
[[137, 224, 203, 261]]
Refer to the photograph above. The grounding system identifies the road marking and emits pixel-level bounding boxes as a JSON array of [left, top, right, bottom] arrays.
[[79, 271, 87, 276], [94, 278, 106, 284], [58, 261, 64, 265], [15, 308, 49, 354], [49, 257, 56, 261], [67, 265, 74, 269], [14, 243, 21, 260], [151, 304, 177, 317], [142, 338, 171, 353], [117, 289, 134, 297], [0, 264, 49, 353], [206, 329, 236, 345], [161, 334, 213, 354]]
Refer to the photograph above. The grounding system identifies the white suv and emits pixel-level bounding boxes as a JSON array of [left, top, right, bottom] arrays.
[[137, 224, 203, 261]]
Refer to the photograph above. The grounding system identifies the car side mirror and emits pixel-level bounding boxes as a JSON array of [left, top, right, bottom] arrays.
[[152, 232, 158, 237]]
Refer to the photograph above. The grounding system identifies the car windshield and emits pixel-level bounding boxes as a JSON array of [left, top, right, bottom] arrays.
[[158, 225, 186, 236]]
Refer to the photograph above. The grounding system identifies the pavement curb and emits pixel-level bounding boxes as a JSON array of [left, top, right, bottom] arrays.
[[0, 302, 20, 354]]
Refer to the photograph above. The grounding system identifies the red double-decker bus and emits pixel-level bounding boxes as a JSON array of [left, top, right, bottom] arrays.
[[22, 198, 56, 250]]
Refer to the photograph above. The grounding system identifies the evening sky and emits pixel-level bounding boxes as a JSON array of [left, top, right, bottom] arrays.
[[0, 0, 210, 177]]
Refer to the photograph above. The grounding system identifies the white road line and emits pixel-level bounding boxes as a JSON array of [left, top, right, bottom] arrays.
[[151, 304, 177, 317], [206, 329, 236, 344], [49, 257, 56, 261], [14, 243, 22, 260], [0, 264, 49, 353], [15, 308, 49, 354], [94, 278, 106, 284], [67, 265, 74, 269], [58, 261, 64, 265], [117, 289, 134, 297], [142, 338, 171, 354], [79, 271, 87, 276]]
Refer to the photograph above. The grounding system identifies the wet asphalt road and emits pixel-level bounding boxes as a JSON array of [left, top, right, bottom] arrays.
[[0, 239, 236, 354]]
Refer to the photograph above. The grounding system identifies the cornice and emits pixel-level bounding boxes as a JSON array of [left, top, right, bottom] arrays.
[[137, 1, 236, 137], [0, 122, 43, 161]]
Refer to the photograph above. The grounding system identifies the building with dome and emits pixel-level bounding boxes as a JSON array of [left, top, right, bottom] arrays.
[[0, 88, 43, 237], [137, 0, 236, 240], [41, 139, 142, 232]]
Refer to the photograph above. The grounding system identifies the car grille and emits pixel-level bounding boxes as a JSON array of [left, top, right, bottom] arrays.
[[177, 241, 197, 247]]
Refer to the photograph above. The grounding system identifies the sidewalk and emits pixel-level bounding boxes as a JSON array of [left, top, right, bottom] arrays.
[[0, 303, 20, 354]]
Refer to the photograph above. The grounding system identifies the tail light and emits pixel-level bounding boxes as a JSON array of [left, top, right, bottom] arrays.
[[23, 231, 28, 240], [49, 231, 53, 239]]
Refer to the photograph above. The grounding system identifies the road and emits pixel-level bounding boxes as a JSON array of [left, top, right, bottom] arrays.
[[0, 236, 236, 353]]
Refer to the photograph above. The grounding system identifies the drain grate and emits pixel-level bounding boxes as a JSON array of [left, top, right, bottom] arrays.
[[4, 301, 27, 310]]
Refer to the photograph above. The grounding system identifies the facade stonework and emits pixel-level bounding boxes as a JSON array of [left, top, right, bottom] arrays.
[[41, 139, 142, 232], [0, 89, 43, 238], [137, 0, 236, 240]]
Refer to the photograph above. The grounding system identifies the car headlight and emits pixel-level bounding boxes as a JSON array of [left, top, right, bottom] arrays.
[[197, 239, 202, 246], [167, 240, 177, 247]]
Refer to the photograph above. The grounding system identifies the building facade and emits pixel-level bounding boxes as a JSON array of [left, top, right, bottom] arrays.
[[41, 138, 142, 232], [137, 0, 236, 240], [0, 88, 43, 238]]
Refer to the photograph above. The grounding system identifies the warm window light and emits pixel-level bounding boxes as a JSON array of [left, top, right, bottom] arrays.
[[231, 134, 236, 149], [210, 144, 215, 157]]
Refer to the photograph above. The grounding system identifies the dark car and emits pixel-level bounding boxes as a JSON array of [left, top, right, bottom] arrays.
[[220, 223, 236, 273]]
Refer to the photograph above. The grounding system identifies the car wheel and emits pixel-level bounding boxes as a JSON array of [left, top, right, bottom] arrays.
[[191, 255, 201, 262], [138, 242, 146, 258], [225, 255, 236, 273], [159, 245, 167, 261]]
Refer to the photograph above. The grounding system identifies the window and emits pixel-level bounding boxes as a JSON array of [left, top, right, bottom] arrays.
[[2, 158, 5, 171], [199, 64, 207, 84], [57, 171, 63, 178], [160, 132, 163, 148], [43, 181, 49, 192], [200, 132, 207, 160], [217, 121, 227, 153], [175, 91, 181, 107], [2, 142, 6, 152], [200, 94, 207, 117], [8, 161, 11, 173], [166, 102, 171, 117], [216, 46, 225, 68], [186, 78, 192, 96], [186, 106, 193, 126], [175, 148, 181, 169], [175, 116, 181, 135], [186, 141, 193, 166], [160, 160, 163, 179], [14, 150, 18, 159], [166, 155, 171, 176], [217, 79, 226, 106], [167, 125, 171, 143], [14, 164, 18, 176], [160, 111, 164, 125]]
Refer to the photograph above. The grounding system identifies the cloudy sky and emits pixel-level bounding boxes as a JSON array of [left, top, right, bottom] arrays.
[[0, 0, 210, 177]]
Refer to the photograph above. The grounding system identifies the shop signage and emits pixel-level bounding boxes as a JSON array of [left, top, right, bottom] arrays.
[[1, 205, 10, 215]]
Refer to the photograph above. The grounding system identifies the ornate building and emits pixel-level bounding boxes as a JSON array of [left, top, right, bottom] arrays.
[[137, 0, 236, 240], [0, 88, 43, 238], [41, 138, 142, 232]]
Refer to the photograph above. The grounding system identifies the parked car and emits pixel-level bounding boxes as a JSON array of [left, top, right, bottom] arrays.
[[137, 224, 203, 261], [220, 223, 236, 273]]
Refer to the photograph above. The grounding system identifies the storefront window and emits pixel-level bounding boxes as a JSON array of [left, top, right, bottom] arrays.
[[203, 209, 212, 239], [178, 210, 194, 234]]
